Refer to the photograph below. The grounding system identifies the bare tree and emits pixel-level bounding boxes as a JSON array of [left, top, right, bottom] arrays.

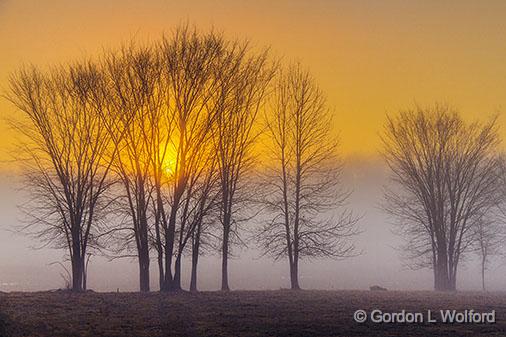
[[7, 61, 115, 292], [211, 44, 275, 291], [155, 26, 225, 291], [173, 153, 220, 291], [474, 155, 506, 291], [189, 194, 219, 292], [382, 103, 502, 291], [475, 216, 502, 291], [258, 64, 358, 289], [103, 43, 169, 292]]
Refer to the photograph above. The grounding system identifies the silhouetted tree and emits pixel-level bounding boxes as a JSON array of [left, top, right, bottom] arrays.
[[103, 43, 168, 292], [175, 154, 220, 291], [475, 216, 502, 291], [155, 25, 225, 291], [212, 44, 274, 291], [8, 62, 115, 292], [382, 104, 502, 291], [258, 64, 358, 289], [189, 197, 218, 292]]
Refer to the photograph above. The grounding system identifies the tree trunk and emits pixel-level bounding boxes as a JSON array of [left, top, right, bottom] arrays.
[[221, 225, 230, 291], [172, 253, 183, 291], [290, 255, 300, 290], [138, 250, 150, 292], [138, 211, 151, 292], [481, 255, 486, 291], [289, 263, 300, 290], [190, 254, 199, 292], [434, 264, 449, 291], [71, 256, 83, 292], [82, 256, 87, 291], [190, 237, 200, 292], [154, 196, 165, 291], [449, 268, 457, 291], [432, 251, 437, 290], [434, 246, 451, 291], [157, 249, 164, 291], [162, 200, 179, 291], [71, 238, 83, 292]]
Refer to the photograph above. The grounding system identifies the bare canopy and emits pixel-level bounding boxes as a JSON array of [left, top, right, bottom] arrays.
[[258, 64, 359, 289], [382, 103, 502, 291], [7, 62, 116, 292]]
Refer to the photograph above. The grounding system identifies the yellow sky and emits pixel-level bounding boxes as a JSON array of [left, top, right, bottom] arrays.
[[2, 0, 506, 163]]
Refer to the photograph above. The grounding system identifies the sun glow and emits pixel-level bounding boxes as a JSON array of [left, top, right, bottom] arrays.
[[163, 158, 176, 176], [161, 144, 178, 178]]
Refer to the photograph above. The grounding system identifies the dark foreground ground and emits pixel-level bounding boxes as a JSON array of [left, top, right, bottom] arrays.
[[0, 290, 505, 337]]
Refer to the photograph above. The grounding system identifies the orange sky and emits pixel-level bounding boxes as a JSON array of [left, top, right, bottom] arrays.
[[2, 0, 506, 163]]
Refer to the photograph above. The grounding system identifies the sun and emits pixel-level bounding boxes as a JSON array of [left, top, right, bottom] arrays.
[[161, 145, 178, 177], [163, 158, 176, 176]]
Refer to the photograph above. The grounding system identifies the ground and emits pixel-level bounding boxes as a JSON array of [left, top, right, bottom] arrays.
[[0, 290, 505, 336]]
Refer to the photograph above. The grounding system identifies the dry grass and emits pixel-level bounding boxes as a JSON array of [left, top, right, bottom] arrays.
[[0, 290, 505, 336]]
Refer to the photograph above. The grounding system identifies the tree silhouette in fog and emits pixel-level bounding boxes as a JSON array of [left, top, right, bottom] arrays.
[[7, 64, 116, 292], [6, 25, 279, 292], [257, 64, 359, 289], [101, 43, 169, 293], [382, 104, 503, 291], [211, 42, 274, 291]]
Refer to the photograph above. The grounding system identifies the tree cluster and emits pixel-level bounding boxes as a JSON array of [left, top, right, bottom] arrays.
[[7, 26, 357, 292]]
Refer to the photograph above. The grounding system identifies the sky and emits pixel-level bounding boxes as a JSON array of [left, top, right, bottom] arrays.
[[2, 0, 506, 158], [1, 0, 506, 291]]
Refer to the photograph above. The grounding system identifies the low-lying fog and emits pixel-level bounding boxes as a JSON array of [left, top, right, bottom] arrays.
[[1, 156, 505, 292]]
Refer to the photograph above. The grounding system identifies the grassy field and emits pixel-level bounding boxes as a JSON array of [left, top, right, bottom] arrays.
[[0, 290, 505, 336]]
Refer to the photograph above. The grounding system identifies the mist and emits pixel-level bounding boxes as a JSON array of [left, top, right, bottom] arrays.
[[1, 156, 503, 293]]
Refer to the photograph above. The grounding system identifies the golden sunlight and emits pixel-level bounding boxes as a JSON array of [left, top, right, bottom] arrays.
[[163, 158, 176, 177], [161, 144, 178, 178]]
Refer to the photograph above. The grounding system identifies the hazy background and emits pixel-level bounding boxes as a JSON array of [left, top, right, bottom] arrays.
[[1, 0, 506, 291], [1, 157, 505, 292]]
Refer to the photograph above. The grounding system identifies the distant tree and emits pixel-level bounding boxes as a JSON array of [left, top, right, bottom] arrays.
[[212, 44, 274, 291], [258, 64, 358, 289], [474, 216, 502, 291], [382, 104, 502, 291], [7, 62, 115, 292], [474, 154, 506, 292]]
